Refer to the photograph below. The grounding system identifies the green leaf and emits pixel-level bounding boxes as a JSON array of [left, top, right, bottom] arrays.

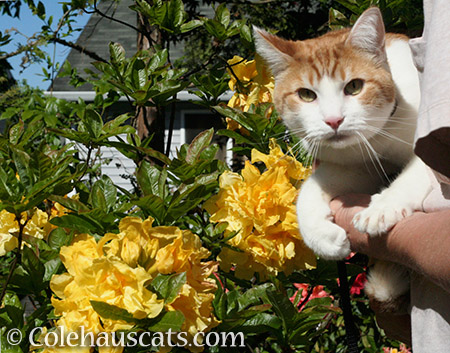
[[90, 301, 136, 323], [43, 257, 62, 282], [102, 114, 130, 133], [215, 3, 230, 27], [89, 175, 117, 212], [47, 128, 91, 145], [133, 194, 166, 223], [240, 24, 253, 49], [180, 19, 203, 33], [2, 292, 24, 328], [82, 109, 103, 139], [166, 0, 185, 30], [109, 42, 126, 66], [11, 148, 32, 189], [148, 49, 168, 72], [22, 246, 44, 277], [48, 195, 90, 213], [9, 121, 24, 145], [137, 161, 166, 197], [216, 129, 254, 145], [36, 1, 46, 19], [19, 119, 45, 146], [102, 140, 170, 165], [146, 310, 185, 332], [265, 288, 297, 335], [149, 272, 187, 304], [204, 20, 227, 42], [237, 283, 274, 311], [21, 247, 46, 294], [199, 143, 219, 161], [212, 277, 225, 320], [50, 214, 102, 234], [47, 227, 70, 250], [213, 105, 254, 132], [151, 80, 188, 105], [0, 166, 19, 201], [240, 312, 282, 333], [186, 128, 214, 164]]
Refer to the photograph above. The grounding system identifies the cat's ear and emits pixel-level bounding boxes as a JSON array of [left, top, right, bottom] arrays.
[[346, 7, 387, 61], [253, 26, 295, 76]]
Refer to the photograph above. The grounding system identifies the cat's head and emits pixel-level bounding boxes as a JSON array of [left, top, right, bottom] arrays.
[[254, 7, 396, 155]]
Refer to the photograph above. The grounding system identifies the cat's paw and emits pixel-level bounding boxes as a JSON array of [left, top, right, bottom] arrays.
[[301, 222, 350, 260], [352, 194, 413, 236]]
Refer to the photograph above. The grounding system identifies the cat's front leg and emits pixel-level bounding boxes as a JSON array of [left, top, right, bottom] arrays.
[[297, 173, 351, 260], [353, 156, 432, 236]]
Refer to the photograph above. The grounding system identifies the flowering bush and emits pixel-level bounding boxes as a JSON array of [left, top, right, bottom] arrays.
[[226, 55, 274, 132], [205, 140, 315, 279], [40, 217, 218, 352], [0, 1, 411, 353]]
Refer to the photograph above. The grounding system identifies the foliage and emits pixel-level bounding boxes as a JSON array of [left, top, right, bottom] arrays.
[[328, 0, 423, 35], [0, 1, 419, 353]]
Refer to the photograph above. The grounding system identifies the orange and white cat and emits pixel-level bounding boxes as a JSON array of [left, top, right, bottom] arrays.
[[254, 7, 431, 309]]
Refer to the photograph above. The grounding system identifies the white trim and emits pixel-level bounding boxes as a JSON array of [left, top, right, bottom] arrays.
[[226, 138, 233, 167], [44, 90, 233, 102], [180, 111, 186, 146]]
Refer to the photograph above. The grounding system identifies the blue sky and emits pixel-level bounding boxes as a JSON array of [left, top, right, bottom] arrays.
[[0, 1, 91, 89]]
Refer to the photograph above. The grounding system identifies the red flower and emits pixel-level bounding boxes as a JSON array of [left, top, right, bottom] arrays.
[[350, 272, 367, 296], [290, 283, 333, 311]]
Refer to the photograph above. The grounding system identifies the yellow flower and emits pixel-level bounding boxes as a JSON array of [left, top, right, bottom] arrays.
[[47, 233, 164, 352], [0, 198, 73, 257], [251, 139, 312, 184], [44, 200, 71, 235], [48, 217, 219, 353], [166, 284, 218, 352], [100, 217, 179, 271], [227, 55, 258, 91], [53, 233, 164, 325], [226, 55, 275, 131], [205, 140, 315, 279], [0, 208, 50, 256]]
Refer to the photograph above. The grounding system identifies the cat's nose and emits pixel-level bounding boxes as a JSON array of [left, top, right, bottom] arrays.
[[324, 116, 344, 131]]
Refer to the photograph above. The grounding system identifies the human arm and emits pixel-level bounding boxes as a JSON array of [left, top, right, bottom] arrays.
[[330, 194, 450, 293]]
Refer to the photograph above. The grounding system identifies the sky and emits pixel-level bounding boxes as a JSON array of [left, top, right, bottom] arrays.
[[0, 1, 91, 90]]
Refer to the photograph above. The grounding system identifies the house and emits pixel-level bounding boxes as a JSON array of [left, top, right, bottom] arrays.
[[46, 0, 232, 190]]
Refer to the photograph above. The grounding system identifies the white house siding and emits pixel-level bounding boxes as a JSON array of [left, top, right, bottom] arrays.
[[45, 91, 233, 192], [98, 137, 137, 191]]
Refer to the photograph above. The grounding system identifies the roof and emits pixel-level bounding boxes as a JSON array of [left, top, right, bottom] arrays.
[[51, 0, 137, 91], [51, 0, 214, 92]]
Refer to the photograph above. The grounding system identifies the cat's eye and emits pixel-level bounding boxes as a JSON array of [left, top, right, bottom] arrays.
[[344, 79, 364, 96], [298, 88, 317, 102]]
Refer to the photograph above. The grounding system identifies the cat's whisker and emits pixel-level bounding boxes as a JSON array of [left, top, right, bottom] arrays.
[[364, 126, 413, 146], [355, 135, 374, 177], [357, 132, 391, 183], [311, 139, 322, 168]]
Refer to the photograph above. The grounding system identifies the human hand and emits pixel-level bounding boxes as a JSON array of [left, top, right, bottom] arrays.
[[329, 194, 390, 258], [330, 194, 412, 345]]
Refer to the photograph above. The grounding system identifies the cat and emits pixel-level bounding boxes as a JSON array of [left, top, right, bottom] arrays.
[[254, 7, 432, 311]]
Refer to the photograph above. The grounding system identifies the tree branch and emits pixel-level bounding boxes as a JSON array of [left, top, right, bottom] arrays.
[[84, 0, 154, 46], [49, 37, 108, 63]]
